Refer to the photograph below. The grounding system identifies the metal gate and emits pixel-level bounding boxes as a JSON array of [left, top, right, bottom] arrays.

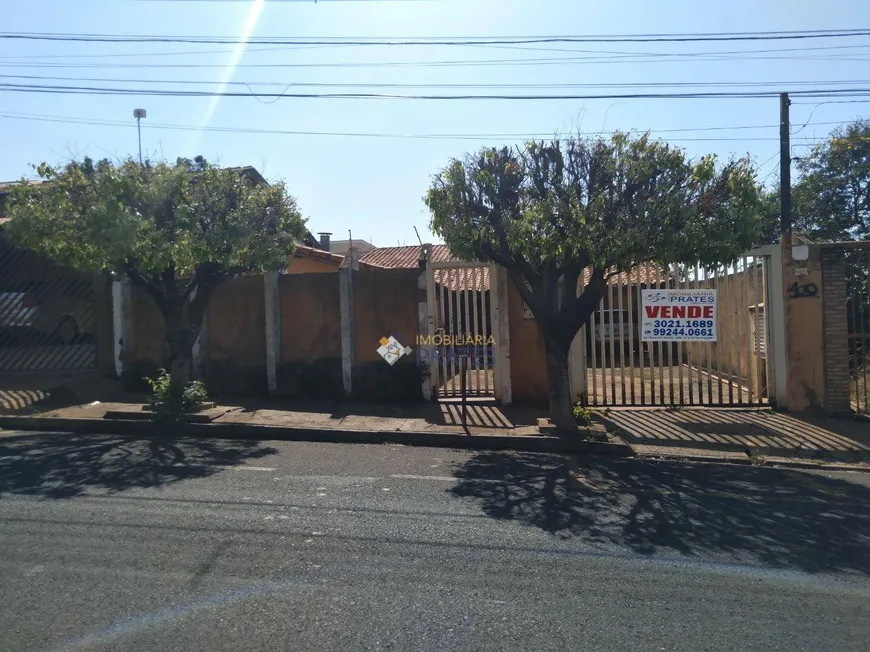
[[0, 239, 96, 372], [426, 262, 495, 398], [579, 254, 771, 407]]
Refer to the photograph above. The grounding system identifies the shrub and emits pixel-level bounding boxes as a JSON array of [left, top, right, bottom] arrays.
[[145, 369, 210, 422], [572, 403, 594, 427]]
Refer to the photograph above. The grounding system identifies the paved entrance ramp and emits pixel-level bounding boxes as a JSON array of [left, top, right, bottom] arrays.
[[601, 408, 870, 460]]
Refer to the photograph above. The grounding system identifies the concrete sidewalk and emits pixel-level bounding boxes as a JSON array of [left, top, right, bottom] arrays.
[[0, 396, 636, 456], [2, 377, 869, 469], [21, 397, 545, 437]]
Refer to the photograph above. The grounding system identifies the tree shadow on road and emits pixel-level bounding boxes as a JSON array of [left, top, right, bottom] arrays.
[[450, 452, 870, 574], [0, 433, 278, 499]]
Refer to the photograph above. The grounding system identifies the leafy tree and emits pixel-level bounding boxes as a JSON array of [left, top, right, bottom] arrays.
[[756, 189, 782, 246], [792, 119, 870, 241], [5, 157, 306, 384], [425, 134, 762, 430]]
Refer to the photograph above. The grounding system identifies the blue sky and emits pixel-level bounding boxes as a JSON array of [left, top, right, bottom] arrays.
[[2, 0, 870, 246]]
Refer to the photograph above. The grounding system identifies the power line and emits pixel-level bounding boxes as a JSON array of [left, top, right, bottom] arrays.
[[4, 52, 870, 70], [4, 73, 870, 91], [4, 42, 870, 62], [793, 99, 870, 105], [2, 28, 870, 45], [0, 110, 853, 142], [2, 81, 870, 100]]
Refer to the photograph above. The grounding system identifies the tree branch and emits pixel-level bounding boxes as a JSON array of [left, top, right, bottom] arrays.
[[125, 266, 167, 311]]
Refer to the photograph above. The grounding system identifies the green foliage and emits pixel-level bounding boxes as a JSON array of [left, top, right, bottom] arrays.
[[145, 369, 210, 422], [572, 403, 594, 427], [746, 448, 766, 466], [792, 119, 870, 241], [425, 133, 762, 276], [4, 157, 306, 278]]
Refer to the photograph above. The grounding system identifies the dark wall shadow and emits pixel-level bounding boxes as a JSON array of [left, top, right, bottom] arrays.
[[0, 434, 278, 499], [0, 370, 134, 415], [450, 452, 870, 574]]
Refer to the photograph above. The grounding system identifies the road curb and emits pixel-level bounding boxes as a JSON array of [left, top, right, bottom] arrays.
[[0, 416, 636, 457], [631, 451, 870, 472]]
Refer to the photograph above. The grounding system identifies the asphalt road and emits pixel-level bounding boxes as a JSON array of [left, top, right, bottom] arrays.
[[1, 432, 869, 651]]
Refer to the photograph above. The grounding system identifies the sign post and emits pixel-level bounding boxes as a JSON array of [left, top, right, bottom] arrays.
[[641, 289, 718, 342]]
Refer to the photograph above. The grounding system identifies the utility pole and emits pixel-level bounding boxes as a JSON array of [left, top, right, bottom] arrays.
[[134, 108, 147, 165], [779, 93, 791, 243]]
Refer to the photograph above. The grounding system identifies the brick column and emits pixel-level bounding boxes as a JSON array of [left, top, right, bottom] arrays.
[[821, 249, 851, 414]]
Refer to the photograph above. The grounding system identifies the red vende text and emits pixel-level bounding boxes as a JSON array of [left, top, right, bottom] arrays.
[[645, 305, 715, 319]]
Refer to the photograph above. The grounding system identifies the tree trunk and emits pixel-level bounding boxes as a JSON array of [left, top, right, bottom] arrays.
[[163, 306, 194, 386], [544, 338, 576, 432]]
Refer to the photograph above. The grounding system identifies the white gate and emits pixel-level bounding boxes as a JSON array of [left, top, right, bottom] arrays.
[[424, 262, 497, 399], [575, 251, 781, 407]]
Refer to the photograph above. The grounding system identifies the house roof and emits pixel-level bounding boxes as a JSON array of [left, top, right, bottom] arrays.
[[292, 244, 388, 270], [586, 265, 675, 287], [358, 245, 492, 291], [359, 244, 456, 268]]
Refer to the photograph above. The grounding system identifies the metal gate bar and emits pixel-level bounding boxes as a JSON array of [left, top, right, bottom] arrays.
[[736, 258, 745, 405], [469, 267, 479, 394], [480, 267, 490, 395], [626, 268, 636, 404], [674, 262, 685, 405], [754, 255, 764, 406]]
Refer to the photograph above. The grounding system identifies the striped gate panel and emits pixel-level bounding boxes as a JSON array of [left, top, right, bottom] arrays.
[[0, 241, 96, 372]]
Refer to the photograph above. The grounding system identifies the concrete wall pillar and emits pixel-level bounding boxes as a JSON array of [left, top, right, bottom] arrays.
[[783, 243, 825, 411], [264, 271, 281, 395], [340, 248, 359, 397], [111, 273, 132, 379], [417, 252, 433, 401]]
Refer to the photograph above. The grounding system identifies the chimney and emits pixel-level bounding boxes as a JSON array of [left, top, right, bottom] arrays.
[[318, 232, 332, 252]]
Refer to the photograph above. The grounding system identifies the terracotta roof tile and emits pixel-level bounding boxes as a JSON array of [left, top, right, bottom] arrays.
[[583, 265, 675, 287], [360, 245, 672, 291], [359, 244, 457, 269], [359, 245, 492, 290], [434, 267, 490, 292]]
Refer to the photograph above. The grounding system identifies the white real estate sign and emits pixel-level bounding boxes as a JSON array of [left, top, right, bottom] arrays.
[[640, 289, 718, 342]]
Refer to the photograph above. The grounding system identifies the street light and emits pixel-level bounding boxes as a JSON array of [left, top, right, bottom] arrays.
[[133, 108, 146, 165]]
